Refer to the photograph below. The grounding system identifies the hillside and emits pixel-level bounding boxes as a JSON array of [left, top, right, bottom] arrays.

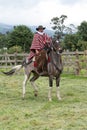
[[0, 23, 54, 36], [0, 23, 13, 34]]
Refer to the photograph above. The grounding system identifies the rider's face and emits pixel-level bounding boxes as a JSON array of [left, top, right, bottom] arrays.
[[38, 29, 44, 32]]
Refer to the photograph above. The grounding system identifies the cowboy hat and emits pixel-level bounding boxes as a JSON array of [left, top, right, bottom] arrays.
[[36, 25, 46, 31]]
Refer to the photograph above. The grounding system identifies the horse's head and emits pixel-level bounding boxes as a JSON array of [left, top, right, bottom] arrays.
[[43, 37, 63, 55], [52, 38, 63, 54]]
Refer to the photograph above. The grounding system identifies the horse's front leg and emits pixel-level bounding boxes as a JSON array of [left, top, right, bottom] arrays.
[[56, 77, 61, 100], [48, 75, 53, 101]]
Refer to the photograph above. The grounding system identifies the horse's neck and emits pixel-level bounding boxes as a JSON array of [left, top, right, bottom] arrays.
[[50, 51, 61, 63], [50, 50, 62, 71]]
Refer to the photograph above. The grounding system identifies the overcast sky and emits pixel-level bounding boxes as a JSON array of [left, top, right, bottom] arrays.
[[0, 0, 87, 29]]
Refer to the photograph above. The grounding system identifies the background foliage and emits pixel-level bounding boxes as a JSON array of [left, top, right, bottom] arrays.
[[50, 16, 87, 51], [0, 16, 87, 52], [0, 25, 33, 53]]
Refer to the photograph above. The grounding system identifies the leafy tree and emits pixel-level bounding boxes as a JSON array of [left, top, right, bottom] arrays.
[[78, 21, 87, 41], [50, 15, 67, 39], [7, 45, 23, 54], [77, 40, 87, 51], [65, 24, 77, 34], [0, 33, 7, 49], [50, 15, 80, 51], [6, 25, 33, 52], [75, 21, 87, 51], [63, 34, 79, 51]]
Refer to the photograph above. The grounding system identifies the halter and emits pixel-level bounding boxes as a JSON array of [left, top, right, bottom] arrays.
[[50, 40, 61, 55]]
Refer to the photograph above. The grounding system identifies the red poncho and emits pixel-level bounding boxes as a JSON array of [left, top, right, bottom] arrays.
[[28, 32, 51, 60]]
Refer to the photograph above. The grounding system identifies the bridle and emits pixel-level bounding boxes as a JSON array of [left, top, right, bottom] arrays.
[[50, 40, 62, 55]]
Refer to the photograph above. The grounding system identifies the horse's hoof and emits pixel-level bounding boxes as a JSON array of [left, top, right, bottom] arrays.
[[58, 97, 62, 101], [22, 97, 25, 100], [34, 93, 38, 97], [48, 98, 52, 102]]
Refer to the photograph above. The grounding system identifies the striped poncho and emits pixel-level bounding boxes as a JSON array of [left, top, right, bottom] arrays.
[[28, 32, 51, 60]]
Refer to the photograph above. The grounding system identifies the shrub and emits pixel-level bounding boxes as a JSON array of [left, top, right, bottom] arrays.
[[7, 45, 23, 54]]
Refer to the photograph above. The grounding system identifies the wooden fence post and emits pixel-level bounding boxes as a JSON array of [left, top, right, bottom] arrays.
[[75, 49, 81, 75], [84, 50, 87, 75], [14, 52, 17, 65], [5, 52, 7, 67]]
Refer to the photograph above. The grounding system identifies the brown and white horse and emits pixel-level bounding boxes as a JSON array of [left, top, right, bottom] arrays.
[[2, 39, 63, 101]]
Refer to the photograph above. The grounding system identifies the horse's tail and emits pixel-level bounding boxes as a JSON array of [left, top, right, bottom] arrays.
[[2, 64, 22, 75]]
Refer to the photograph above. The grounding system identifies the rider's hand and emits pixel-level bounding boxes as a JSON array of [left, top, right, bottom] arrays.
[[36, 50, 39, 54]]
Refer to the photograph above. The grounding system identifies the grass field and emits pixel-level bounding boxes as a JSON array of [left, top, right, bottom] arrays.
[[0, 73, 87, 130]]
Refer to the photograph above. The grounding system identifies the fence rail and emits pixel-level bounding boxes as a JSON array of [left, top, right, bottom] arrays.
[[0, 51, 87, 75], [0, 53, 28, 68]]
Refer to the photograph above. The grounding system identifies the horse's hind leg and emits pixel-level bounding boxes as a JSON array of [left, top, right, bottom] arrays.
[[48, 75, 53, 101], [22, 72, 31, 99], [56, 77, 61, 100], [30, 73, 39, 97]]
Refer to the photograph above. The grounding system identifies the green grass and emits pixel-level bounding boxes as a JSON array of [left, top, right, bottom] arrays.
[[0, 73, 87, 130]]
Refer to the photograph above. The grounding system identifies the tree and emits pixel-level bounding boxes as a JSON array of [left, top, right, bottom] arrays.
[[7, 45, 23, 54], [0, 33, 7, 49], [77, 40, 87, 51], [50, 15, 67, 39], [65, 24, 77, 34], [6, 25, 33, 52], [63, 34, 79, 51], [78, 21, 87, 41]]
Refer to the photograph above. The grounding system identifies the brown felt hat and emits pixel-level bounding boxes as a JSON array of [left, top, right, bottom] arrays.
[[36, 25, 46, 31]]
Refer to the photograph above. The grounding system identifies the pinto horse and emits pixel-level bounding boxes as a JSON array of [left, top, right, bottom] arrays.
[[2, 39, 63, 101]]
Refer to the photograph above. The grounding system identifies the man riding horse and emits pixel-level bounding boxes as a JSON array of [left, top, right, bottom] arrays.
[[24, 25, 52, 73], [2, 27, 63, 101]]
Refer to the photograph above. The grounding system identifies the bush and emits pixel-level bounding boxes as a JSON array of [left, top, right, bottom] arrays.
[[7, 45, 23, 54]]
